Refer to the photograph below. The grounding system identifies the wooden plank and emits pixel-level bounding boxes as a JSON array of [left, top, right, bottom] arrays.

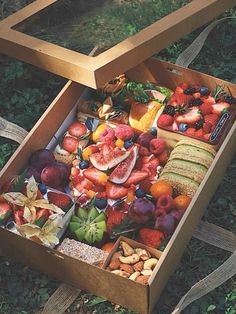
[[0, 0, 235, 88]]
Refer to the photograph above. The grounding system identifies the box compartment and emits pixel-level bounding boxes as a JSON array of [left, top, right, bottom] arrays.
[[0, 59, 235, 314]]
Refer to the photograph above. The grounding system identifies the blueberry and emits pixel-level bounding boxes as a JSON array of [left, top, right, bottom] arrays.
[[124, 140, 133, 149], [38, 183, 47, 194], [150, 127, 157, 136], [135, 188, 146, 198], [178, 123, 189, 132], [79, 160, 89, 170], [94, 198, 108, 209], [199, 87, 210, 96]]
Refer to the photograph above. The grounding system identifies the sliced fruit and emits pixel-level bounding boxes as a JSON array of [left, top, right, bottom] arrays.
[[83, 168, 108, 186], [123, 170, 149, 187], [169, 93, 193, 107], [47, 191, 72, 211], [106, 182, 128, 200], [212, 102, 230, 116], [0, 202, 12, 223], [82, 145, 99, 161], [90, 144, 130, 171], [91, 124, 110, 143], [176, 107, 201, 124], [68, 122, 88, 138], [61, 136, 79, 153], [109, 146, 138, 184]]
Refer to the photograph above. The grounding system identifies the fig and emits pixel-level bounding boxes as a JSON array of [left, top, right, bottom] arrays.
[[41, 165, 63, 188], [155, 214, 176, 236], [29, 149, 55, 169], [109, 146, 138, 184], [128, 198, 155, 223], [54, 161, 70, 181]]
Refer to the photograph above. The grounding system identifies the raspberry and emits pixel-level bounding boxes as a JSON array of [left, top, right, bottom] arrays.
[[157, 114, 174, 127], [156, 194, 174, 213], [200, 103, 213, 115], [204, 114, 219, 129], [99, 127, 115, 144], [185, 127, 195, 135], [158, 150, 168, 165], [137, 132, 155, 148], [203, 122, 212, 133], [149, 138, 166, 155], [194, 128, 204, 137], [115, 124, 134, 141], [139, 146, 151, 156], [138, 228, 165, 248]]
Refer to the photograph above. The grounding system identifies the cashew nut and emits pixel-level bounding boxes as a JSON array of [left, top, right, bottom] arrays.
[[119, 253, 140, 264], [111, 270, 130, 278], [135, 248, 151, 260], [120, 241, 134, 256], [141, 269, 153, 276], [129, 271, 141, 281], [143, 258, 158, 270]]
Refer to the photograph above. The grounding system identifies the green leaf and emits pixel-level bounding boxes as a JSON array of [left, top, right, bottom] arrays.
[[207, 304, 216, 311], [87, 296, 107, 307]]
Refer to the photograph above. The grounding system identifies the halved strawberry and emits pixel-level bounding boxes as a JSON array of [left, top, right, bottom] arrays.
[[106, 182, 128, 200], [212, 102, 230, 116], [68, 122, 88, 138], [34, 209, 50, 227], [176, 107, 201, 124], [62, 136, 79, 153], [13, 209, 24, 225], [140, 156, 159, 180], [169, 93, 193, 107], [204, 114, 219, 129], [47, 191, 72, 210], [201, 96, 215, 106], [123, 170, 149, 187], [83, 168, 108, 186], [0, 202, 12, 223]]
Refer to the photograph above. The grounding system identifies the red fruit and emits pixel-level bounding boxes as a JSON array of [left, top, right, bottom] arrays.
[[169, 93, 192, 107], [202, 96, 215, 106], [172, 121, 179, 131], [193, 92, 201, 99], [25, 166, 42, 183], [155, 213, 176, 236], [139, 178, 152, 193], [47, 191, 72, 209], [0, 202, 12, 223], [29, 149, 55, 170], [203, 122, 212, 133], [203, 133, 211, 140], [34, 209, 50, 227], [115, 125, 134, 141], [158, 150, 168, 165], [185, 127, 196, 135], [200, 103, 213, 115], [90, 144, 130, 171], [106, 182, 128, 200], [13, 209, 24, 225], [129, 198, 155, 223], [179, 83, 189, 90], [176, 107, 201, 124], [83, 168, 108, 186], [54, 161, 70, 181], [140, 155, 159, 180], [41, 165, 63, 188], [68, 122, 87, 138], [139, 146, 151, 156], [123, 170, 149, 187], [194, 128, 204, 137], [61, 136, 79, 153], [157, 114, 174, 127], [212, 102, 230, 116], [156, 194, 174, 213], [99, 127, 115, 144], [106, 208, 128, 234], [204, 114, 219, 129], [137, 132, 155, 148], [138, 228, 165, 248], [175, 86, 184, 94], [149, 138, 166, 155], [109, 146, 138, 184]]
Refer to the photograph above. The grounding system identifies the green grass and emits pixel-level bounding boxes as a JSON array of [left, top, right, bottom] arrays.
[[0, 3, 235, 314]]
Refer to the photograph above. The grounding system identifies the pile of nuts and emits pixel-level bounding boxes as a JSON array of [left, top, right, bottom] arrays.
[[107, 240, 159, 284]]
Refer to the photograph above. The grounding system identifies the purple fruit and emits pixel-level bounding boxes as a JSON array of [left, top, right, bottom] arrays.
[[25, 166, 42, 182], [41, 165, 63, 188], [29, 149, 55, 169], [170, 209, 185, 222], [155, 213, 176, 236], [128, 198, 155, 223], [137, 132, 155, 148], [54, 161, 70, 182]]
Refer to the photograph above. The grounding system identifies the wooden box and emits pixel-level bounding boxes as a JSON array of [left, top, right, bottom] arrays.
[[0, 59, 235, 314]]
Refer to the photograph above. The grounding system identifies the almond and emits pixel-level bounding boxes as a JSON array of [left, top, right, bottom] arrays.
[[120, 264, 134, 275], [133, 261, 144, 272], [109, 258, 121, 270], [136, 275, 150, 285]]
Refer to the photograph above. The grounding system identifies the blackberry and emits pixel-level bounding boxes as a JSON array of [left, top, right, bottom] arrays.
[[163, 105, 175, 116], [194, 119, 204, 130], [224, 95, 236, 104], [184, 87, 196, 95], [189, 98, 203, 107]]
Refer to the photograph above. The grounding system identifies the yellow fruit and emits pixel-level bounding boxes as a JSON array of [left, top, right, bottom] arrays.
[[91, 124, 109, 143], [173, 195, 191, 211], [115, 138, 124, 148]]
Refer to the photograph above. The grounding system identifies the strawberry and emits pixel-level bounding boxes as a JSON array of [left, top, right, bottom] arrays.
[[83, 168, 108, 186], [204, 114, 219, 129], [62, 136, 79, 153], [70, 167, 81, 178], [106, 182, 128, 200], [0, 202, 12, 223], [106, 207, 128, 234], [169, 93, 193, 107], [138, 228, 165, 248], [157, 114, 174, 127], [185, 127, 196, 135], [204, 133, 211, 140], [13, 209, 24, 225], [176, 107, 201, 124], [212, 102, 230, 116], [203, 122, 212, 133], [194, 128, 204, 137], [68, 122, 88, 138], [140, 156, 159, 180], [201, 96, 215, 106], [34, 209, 50, 227], [123, 170, 149, 187], [172, 121, 179, 131], [200, 103, 213, 115], [158, 150, 168, 165], [47, 191, 72, 210]]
